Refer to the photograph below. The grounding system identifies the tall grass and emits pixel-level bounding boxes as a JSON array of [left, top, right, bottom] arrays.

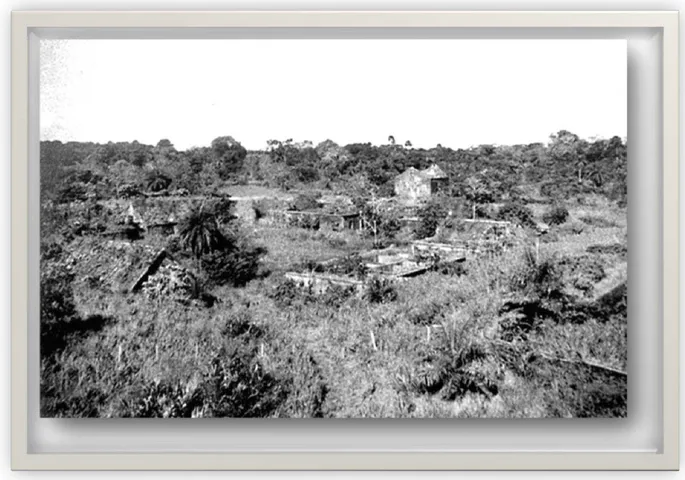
[[42, 208, 627, 418]]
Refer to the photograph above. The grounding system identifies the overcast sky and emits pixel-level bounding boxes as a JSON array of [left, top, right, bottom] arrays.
[[40, 39, 626, 151]]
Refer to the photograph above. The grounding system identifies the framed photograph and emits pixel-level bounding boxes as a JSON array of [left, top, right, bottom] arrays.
[[11, 10, 678, 470]]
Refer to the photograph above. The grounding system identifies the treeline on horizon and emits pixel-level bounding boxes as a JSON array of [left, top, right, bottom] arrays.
[[40, 130, 627, 207]]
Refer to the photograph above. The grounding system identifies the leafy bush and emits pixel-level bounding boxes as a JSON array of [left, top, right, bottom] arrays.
[[496, 202, 536, 228], [364, 276, 398, 304], [118, 183, 142, 198], [319, 284, 355, 308], [542, 204, 569, 226], [57, 183, 88, 204], [414, 200, 448, 239], [290, 193, 321, 212], [378, 211, 402, 244], [474, 204, 496, 219], [557, 255, 607, 297], [270, 278, 304, 308], [200, 240, 267, 287], [407, 300, 446, 326], [508, 249, 565, 301], [252, 199, 271, 220], [329, 253, 368, 280], [434, 260, 467, 276]]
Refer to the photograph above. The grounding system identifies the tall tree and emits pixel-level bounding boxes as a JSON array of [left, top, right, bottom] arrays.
[[548, 130, 588, 184], [211, 136, 247, 180]]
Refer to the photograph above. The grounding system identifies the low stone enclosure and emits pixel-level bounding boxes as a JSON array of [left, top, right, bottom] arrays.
[[284, 271, 365, 295], [283, 239, 471, 295], [282, 218, 521, 296]]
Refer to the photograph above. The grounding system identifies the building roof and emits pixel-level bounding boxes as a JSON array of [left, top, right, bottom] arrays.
[[421, 164, 448, 179], [395, 167, 423, 182], [396, 165, 447, 182]]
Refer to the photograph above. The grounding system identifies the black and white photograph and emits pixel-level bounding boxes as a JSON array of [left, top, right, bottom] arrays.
[[39, 38, 627, 419]]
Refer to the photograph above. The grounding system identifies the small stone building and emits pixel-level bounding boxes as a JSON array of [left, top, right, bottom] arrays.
[[394, 164, 448, 206]]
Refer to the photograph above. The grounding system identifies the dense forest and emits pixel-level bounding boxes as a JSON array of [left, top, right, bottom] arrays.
[[41, 130, 626, 208]]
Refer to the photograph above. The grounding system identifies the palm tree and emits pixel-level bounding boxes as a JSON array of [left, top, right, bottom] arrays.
[[146, 170, 171, 192], [178, 206, 227, 259], [388, 135, 396, 146]]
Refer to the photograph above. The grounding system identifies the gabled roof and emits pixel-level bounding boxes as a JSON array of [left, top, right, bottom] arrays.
[[396, 165, 448, 182], [421, 164, 447, 179], [395, 167, 423, 181]]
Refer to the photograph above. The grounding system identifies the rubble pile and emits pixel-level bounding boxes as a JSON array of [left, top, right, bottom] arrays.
[[141, 263, 197, 301]]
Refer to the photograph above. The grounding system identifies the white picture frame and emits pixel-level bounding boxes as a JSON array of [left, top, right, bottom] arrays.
[[11, 10, 679, 471]]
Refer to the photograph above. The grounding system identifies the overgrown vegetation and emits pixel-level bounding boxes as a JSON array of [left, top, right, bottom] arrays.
[[40, 130, 627, 418]]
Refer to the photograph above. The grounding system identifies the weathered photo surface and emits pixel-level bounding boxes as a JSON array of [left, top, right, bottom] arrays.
[[40, 39, 627, 418]]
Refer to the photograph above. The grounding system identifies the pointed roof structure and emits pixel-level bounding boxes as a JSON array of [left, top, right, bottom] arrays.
[[421, 164, 447, 179], [125, 202, 145, 226]]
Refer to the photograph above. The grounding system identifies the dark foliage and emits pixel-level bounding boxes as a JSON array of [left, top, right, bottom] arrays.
[[146, 170, 172, 192], [319, 284, 356, 308], [364, 276, 398, 304], [497, 202, 537, 228], [586, 243, 627, 260], [414, 200, 448, 239], [211, 136, 248, 180], [201, 241, 267, 287], [270, 278, 304, 308], [178, 207, 228, 259], [327, 253, 369, 280], [290, 193, 321, 212], [542, 204, 569, 226]]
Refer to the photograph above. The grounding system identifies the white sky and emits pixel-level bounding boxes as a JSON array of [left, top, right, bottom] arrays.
[[40, 39, 626, 151]]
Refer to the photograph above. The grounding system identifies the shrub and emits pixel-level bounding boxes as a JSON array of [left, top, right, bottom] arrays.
[[253, 199, 270, 220], [57, 183, 88, 204], [290, 193, 321, 212], [364, 276, 398, 304], [129, 343, 287, 418], [330, 253, 368, 280], [270, 278, 303, 308], [118, 183, 142, 198], [319, 284, 355, 308], [542, 204, 569, 226], [434, 260, 467, 276], [508, 249, 565, 301], [407, 301, 446, 326], [496, 202, 536, 228], [378, 211, 402, 243], [474, 204, 495, 219], [201, 240, 267, 287], [414, 201, 448, 239], [557, 255, 607, 297]]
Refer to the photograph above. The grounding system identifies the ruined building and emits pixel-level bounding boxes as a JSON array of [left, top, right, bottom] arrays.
[[394, 164, 448, 206]]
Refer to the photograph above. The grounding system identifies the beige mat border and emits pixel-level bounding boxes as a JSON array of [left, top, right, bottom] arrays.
[[11, 10, 679, 471]]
